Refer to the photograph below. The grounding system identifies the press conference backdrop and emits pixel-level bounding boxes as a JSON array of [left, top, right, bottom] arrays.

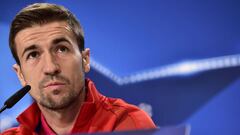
[[1, 0, 240, 135]]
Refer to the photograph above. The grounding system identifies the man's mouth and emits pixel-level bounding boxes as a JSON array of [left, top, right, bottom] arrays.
[[44, 81, 66, 90]]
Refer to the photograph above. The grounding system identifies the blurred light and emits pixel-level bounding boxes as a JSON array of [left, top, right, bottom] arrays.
[[90, 54, 240, 85]]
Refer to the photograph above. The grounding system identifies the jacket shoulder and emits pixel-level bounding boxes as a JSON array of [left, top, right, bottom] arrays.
[[103, 97, 156, 130], [1, 125, 36, 135]]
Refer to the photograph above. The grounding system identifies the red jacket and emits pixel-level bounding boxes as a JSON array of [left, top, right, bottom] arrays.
[[2, 79, 156, 135]]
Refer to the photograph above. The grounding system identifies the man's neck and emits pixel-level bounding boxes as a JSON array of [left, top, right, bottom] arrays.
[[38, 88, 86, 135]]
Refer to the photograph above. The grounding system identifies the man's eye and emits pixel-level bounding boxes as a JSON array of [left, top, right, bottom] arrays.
[[27, 52, 39, 59], [57, 46, 69, 53]]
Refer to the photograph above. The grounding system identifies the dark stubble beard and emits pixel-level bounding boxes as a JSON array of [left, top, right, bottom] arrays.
[[39, 86, 82, 110], [38, 75, 83, 110]]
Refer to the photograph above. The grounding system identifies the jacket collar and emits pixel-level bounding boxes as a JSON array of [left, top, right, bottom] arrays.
[[16, 102, 41, 132]]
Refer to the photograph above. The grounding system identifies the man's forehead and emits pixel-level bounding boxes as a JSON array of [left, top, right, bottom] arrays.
[[15, 21, 74, 45], [14, 21, 75, 55]]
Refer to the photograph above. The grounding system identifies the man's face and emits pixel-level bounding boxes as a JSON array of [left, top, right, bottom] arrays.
[[13, 21, 90, 110]]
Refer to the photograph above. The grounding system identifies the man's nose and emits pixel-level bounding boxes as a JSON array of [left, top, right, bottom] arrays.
[[43, 53, 61, 76]]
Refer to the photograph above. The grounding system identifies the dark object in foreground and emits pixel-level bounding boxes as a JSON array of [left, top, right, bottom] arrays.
[[0, 85, 31, 113]]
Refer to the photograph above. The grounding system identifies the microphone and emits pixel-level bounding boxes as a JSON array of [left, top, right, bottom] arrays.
[[0, 85, 31, 113]]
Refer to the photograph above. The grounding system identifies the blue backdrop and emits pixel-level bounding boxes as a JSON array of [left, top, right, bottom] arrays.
[[1, 0, 240, 135]]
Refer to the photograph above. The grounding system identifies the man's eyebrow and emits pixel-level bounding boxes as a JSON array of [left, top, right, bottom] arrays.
[[21, 45, 38, 57], [52, 37, 72, 45]]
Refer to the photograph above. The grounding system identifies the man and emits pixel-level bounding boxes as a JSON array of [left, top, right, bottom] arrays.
[[2, 3, 156, 135]]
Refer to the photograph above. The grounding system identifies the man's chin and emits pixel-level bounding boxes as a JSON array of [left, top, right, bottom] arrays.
[[39, 96, 75, 110], [40, 101, 71, 110]]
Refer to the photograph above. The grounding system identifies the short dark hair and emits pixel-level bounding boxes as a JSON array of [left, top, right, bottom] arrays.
[[9, 3, 85, 65]]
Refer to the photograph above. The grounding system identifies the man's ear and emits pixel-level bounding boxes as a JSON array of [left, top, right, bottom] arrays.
[[82, 48, 90, 73], [13, 64, 27, 86]]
